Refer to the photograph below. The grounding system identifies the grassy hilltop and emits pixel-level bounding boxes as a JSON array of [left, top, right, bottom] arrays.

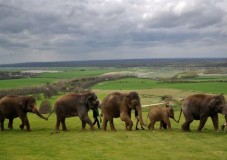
[[1, 59, 227, 160]]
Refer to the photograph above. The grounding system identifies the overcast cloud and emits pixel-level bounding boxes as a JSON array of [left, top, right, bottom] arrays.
[[0, 0, 227, 64]]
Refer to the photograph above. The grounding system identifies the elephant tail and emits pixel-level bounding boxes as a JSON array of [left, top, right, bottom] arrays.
[[99, 113, 103, 123], [46, 108, 55, 120], [176, 108, 182, 123], [145, 112, 149, 125]]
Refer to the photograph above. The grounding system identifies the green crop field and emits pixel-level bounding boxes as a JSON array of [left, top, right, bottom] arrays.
[[0, 68, 120, 89], [36, 68, 121, 79], [92, 78, 227, 94], [0, 78, 56, 89]]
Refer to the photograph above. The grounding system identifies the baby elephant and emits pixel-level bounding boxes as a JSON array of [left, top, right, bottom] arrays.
[[147, 103, 178, 130]]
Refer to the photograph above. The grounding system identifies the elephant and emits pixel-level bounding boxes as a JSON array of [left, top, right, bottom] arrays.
[[0, 95, 48, 131], [47, 92, 99, 132], [179, 94, 227, 132], [147, 102, 178, 130], [101, 92, 146, 131]]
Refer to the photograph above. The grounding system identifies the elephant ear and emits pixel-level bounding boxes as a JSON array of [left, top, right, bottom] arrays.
[[85, 93, 92, 106], [20, 97, 28, 110], [125, 95, 131, 108], [167, 107, 173, 117], [85, 93, 98, 109], [20, 96, 36, 111], [209, 95, 224, 110]]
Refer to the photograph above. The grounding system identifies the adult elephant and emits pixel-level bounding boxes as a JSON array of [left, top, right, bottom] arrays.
[[0, 95, 48, 131], [179, 94, 227, 132], [47, 92, 99, 132], [101, 92, 146, 131], [147, 102, 178, 130]]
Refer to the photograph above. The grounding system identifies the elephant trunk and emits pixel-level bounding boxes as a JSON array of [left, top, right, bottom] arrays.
[[171, 117, 179, 123], [32, 106, 48, 120], [136, 106, 146, 127]]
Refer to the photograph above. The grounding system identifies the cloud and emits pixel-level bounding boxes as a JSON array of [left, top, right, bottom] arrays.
[[0, 0, 227, 64]]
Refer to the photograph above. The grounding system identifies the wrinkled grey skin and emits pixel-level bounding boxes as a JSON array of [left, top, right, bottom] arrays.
[[181, 94, 227, 132]]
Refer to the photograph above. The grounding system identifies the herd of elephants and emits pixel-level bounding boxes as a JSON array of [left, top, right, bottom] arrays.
[[0, 91, 227, 133]]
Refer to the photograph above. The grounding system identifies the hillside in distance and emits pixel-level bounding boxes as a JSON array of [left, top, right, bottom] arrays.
[[0, 58, 227, 68]]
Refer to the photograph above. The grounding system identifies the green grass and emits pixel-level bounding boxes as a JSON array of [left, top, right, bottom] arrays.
[[0, 112, 227, 160], [0, 78, 56, 89], [92, 78, 227, 94], [36, 68, 119, 79]]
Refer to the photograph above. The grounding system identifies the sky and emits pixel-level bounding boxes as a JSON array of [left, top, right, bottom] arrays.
[[0, 0, 227, 64]]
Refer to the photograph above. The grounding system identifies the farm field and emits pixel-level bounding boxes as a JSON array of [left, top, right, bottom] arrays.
[[1, 66, 227, 160], [92, 78, 227, 95], [0, 68, 123, 89]]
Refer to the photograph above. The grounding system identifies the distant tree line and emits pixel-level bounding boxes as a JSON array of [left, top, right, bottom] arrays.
[[0, 72, 37, 80]]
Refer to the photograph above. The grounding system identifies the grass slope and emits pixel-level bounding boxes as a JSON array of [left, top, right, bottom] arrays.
[[0, 113, 226, 160]]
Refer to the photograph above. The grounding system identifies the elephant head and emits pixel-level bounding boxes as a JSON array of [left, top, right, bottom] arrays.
[[166, 106, 178, 123], [126, 92, 146, 127], [209, 95, 227, 115], [85, 92, 99, 110], [21, 96, 47, 120]]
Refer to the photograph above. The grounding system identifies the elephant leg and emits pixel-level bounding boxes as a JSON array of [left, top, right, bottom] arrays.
[[81, 121, 86, 131], [120, 114, 133, 131], [55, 116, 61, 132], [149, 121, 155, 130], [182, 120, 193, 131], [0, 117, 5, 131], [8, 118, 13, 129], [211, 114, 219, 131], [79, 114, 94, 131], [159, 121, 163, 129], [147, 123, 151, 129], [20, 115, 30, 131], [135, 118, 139, 130], [20, 122, 25, 130], [198, 117, 208, 132], [160, 121, 167, 129], [181, 113, 193, 131], [164, 119, 171, 129], [102, 117, 108, 131], [109, 118, 116, 131], [61, 118, 68, 131]]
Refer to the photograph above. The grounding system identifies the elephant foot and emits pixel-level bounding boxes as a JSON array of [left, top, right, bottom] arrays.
[[221, 125, 225, 131], [182, 129, 191, 132], [81, 128, 86, 131], [135, 127, 140, 130], [20, 124, 24, 130]]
